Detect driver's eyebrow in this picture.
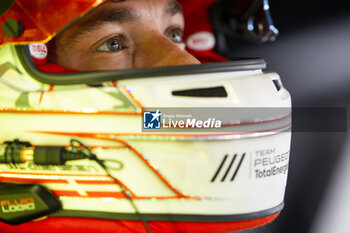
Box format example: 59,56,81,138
78,0,183,31
75,7,137,33
165,0,183,16
61,7,137,47
62,0,183,46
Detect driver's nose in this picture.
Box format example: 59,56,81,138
133,31,200,68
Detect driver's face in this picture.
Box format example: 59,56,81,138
49,0,200,71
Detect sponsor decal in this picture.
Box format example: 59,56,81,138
252,149,289,179
29,43,48,59
211,153,245,182
186,31,215,51
1,198,35,213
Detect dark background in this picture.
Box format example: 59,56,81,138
219,0,350,233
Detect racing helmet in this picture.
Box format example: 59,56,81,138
0,1,291,233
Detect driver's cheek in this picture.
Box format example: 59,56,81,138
132,32,200,68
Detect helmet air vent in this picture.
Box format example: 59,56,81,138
172,86,228,97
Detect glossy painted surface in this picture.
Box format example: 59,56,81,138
0,0,104,46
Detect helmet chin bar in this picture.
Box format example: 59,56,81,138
0,45,291,232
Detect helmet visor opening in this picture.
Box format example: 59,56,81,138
17,44,266,85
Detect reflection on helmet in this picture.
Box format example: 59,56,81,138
0,0,104,46
0,1,291,233
211,0,279,43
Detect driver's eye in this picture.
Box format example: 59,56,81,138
166,28,184,43
96,36,126,52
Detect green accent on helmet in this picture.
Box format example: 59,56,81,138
2,18,24,37
0,0,15,17
15,93,31,108
104,91,139,111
